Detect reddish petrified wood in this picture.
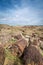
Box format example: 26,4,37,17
23,45,43,65
8,38,28,57
0,45,5,65
14,34,23,40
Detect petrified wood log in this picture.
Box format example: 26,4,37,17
0,45,5,65
23,45,43,65
14,34,23,40
8,38,28,57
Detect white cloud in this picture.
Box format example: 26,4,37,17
0,6,43,25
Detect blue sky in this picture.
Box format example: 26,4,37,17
0,0,43,25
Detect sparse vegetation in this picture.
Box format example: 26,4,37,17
0,24,43,65
4,48,23,65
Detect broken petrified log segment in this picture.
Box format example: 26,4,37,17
14,34,23,40
12,33,25,40
0,45,5,65
39,36,43,41
8,38,28,57
23,45,43,65
39,41,43,50
29,35,40,46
